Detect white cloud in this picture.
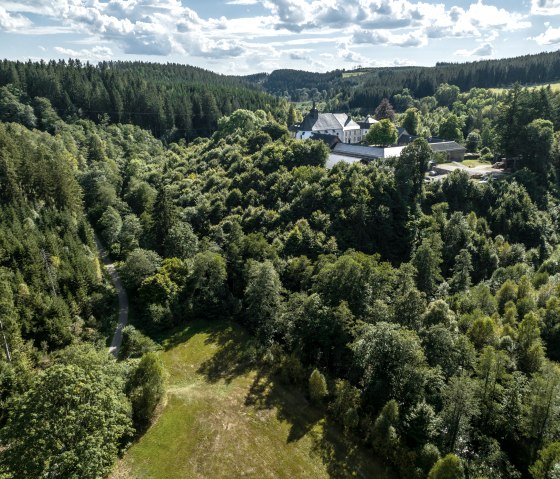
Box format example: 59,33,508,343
54,45,114,61
425,1,530,40
0,0,538,73
0,5,31,31
287,49,312,61
353,29,427,47
455,42,494,57
533,26,560,44
226,0,259,4
531,0,560,15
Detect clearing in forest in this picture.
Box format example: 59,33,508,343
110,320,395,479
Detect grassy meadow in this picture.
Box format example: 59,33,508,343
111,320,395,479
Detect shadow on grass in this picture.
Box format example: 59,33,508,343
195,324,395,479
243,371,392,479
195,322,256,384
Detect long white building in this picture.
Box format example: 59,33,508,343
290,104,376,144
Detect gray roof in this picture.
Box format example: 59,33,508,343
310,133,342,149
326,153,364,169
430,141,466,152
333,143,383,160
299,112,360,132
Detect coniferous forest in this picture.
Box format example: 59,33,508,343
2,53,560,479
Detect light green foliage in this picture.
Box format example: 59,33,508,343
466,130,481,152
329,379,361,432
164,222,198,259
524,363,560,455
402,107,421,135
308,368,328,403
428,454,465,479
439,114,465,142
371,400,400,464
398,139,433,197
530,442,560,479
188,251,227,317
525,118,554,173
366,118,398,146
128,352,166,430
0,85,36,128
0,360,132,479
99,205,122,247
403,400,439,448
244,260,282,342
517,312,545,373
217,109,266,136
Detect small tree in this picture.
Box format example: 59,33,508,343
428,454,465,479
366,119,398,146
402,107,421,135
466,130,481,152
309,368,328,403
439,114,464,142
530,441,560,479
127,352,166,430
374,98,396,122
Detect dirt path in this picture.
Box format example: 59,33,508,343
94,234,129,358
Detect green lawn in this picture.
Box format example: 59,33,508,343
461,159,492,168
111,320,395,479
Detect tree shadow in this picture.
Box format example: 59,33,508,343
195,323,256,384
194,322,395,479
245,370,323,443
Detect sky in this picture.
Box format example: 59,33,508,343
0,0,559,74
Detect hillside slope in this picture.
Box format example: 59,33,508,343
111,320,395,479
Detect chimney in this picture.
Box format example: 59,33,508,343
310,101,319,119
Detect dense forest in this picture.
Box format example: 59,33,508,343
0,59,285,140
247,50,560,112
1,54,560,479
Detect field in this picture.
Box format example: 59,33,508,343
489,81,560,94
341,71,370,78
111,320,395,479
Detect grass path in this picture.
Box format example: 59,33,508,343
111,321,395,479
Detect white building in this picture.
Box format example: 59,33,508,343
291,104,369,144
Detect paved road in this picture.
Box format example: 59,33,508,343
94,234,129,358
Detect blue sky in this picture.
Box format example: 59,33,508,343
0,0,559,74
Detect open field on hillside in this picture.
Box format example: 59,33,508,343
111,320,395,479
489,82,560,94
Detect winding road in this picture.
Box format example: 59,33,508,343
94,234,129,358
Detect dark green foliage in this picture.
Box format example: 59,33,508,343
120,325,160,359
0,60,283,139
120,248,162,290
3,65,560,479
374,98,396,122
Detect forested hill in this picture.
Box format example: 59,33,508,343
0,59,284,140
246,50,560,110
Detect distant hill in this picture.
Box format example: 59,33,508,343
244,50,560,111
0,59,283,139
